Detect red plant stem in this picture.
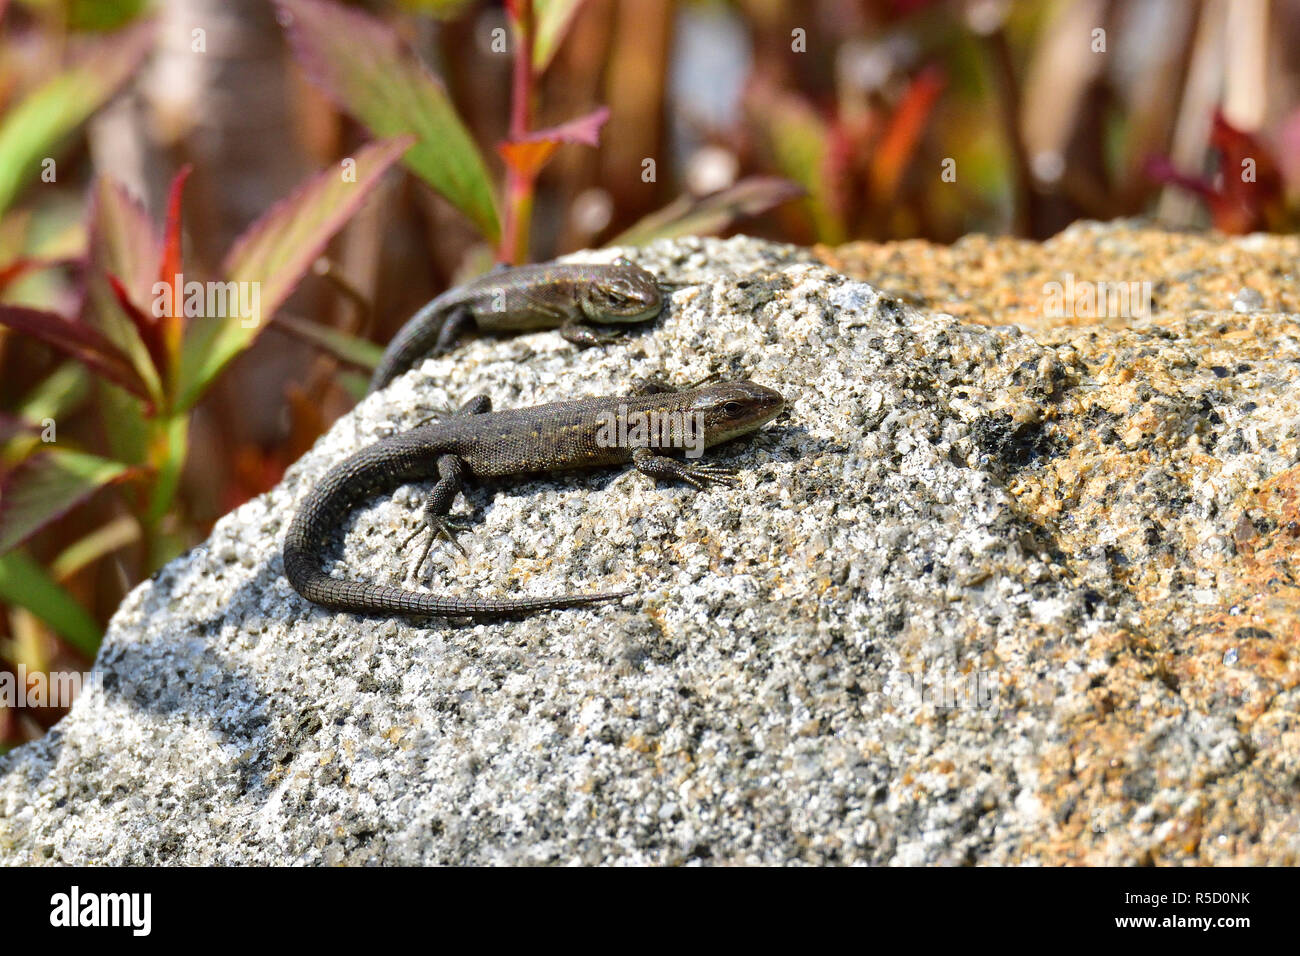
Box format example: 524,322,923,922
501,0,537,264
508,0,533,141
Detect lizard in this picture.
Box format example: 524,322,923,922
283,379,784,619
367,258,663,394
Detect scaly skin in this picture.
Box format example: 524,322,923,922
283,381,784,619
368,259,663,393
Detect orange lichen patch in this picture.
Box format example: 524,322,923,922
819,226,1300,331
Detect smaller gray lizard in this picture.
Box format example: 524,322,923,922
368,258,662,393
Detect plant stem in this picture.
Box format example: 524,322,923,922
501,0,537,264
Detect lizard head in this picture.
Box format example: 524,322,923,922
580,259,663,323
691,380,786,447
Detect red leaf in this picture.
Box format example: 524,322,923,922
158,164,192,357
1210,110,1285,230
871,65,946,199
0,257,81,294
86,176,162,312
82,176,165,401
107,273,167,382
0,305,149,400
504,0,527,25
518,105,610,147
0,258,37,293
0,450,138,555
1146,110,1287,234
498,105,609,180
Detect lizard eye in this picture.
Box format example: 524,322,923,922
722,401,744,418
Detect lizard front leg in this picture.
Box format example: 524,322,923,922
631,446,737,490
625,376,738,488
559,317,624,347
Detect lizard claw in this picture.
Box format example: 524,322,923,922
679,463,738,489
433,516,471,559
400,516,472,580
560,325,625,349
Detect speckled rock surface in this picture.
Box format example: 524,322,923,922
1,231,1297,865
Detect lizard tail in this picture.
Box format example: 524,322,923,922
367,295,451,393
284,547,630,618
281,419,632,619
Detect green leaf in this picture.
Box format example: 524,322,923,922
394,0,476,15
2,363,90,465
0,448,133,555
49,515,139,581
533,0,587,72
0,20,155,216
0,550,101,656
174,136,411,411
610,177,807,246
223,137,413,318
64,0,150,31
95,379,150,471
273,313,383,370
749,89,845,244
336,370,371,401
276,0,501,241
17,362,90,428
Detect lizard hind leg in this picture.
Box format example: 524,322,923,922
410,391,493,429
400,394,491,580
400,453,471,580
456,394,492,415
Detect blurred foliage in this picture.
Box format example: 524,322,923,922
0,0,1298,745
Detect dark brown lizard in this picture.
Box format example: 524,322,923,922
283,380,784,618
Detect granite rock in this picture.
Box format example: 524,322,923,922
1,230,1297,864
